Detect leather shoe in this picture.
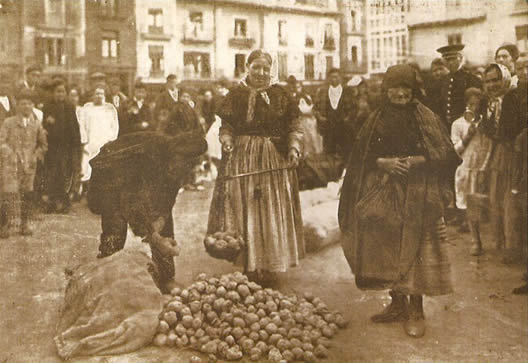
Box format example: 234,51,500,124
404,294,425,338
371,291,409,323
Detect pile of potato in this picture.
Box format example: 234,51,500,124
152,272,348,362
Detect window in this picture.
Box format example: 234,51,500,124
189,12,203,37
148,9,163,33
402,34,407,57
102,32,118,59
234,19,247,38
351,10,357,31
235,53,246,77
47,0,64,26
278,20,287,46
184,52,211,78
305,23,314,47
351,46,358,64
278,52,288,81
323,23,335,49
516,25,528,53
149,45,164,77
304,54,314,80
100,0,118,17
35,37,67,66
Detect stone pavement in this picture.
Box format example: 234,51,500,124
0,185,526,362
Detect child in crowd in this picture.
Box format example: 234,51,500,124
451,88,491,256
0,91,47,237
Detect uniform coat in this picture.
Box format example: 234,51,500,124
440,68,481,126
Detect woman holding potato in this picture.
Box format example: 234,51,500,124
207,50,304,284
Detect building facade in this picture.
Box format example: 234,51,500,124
408,0,528,70
339,0,367,76
85,0,137,94
0,0,87,85
135,0,341,84
365,0,410,75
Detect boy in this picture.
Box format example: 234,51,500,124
0,90,47,237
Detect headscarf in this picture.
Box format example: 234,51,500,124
485,63,511,125
241,50,274,123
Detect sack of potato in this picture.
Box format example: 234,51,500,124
203,232,245,262
152,272,348,362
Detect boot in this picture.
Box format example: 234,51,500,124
468,220,483,256
371,290,409,323
404,294,425,338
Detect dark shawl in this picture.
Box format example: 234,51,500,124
338,64,460,289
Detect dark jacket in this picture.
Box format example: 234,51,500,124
118,98,154,136
154,89,179,119
440,68,482,126
157,101,203,137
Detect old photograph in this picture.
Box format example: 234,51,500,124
0,0,527,362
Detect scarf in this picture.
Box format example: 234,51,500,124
240,78,271,123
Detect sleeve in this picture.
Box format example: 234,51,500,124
218,92,235,145
285,93,302,154
500,90,524,143
109,105,119,141
451,120,466,155
35,123,48,161
77,106,88,144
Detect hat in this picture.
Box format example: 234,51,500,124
287,75,297,85
90,72,106,80
347,75,363,87
436,44,465,59
495,43,520,61
25,65,42,74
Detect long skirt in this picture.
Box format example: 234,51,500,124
394,218,453,296
488,141,516,245
207,135,305,272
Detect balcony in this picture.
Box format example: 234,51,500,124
229,37,256,49
323,37,336,51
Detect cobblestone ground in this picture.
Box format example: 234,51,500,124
1,185,527,363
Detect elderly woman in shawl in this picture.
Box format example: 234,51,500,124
338,64,460,338
207,50,304,285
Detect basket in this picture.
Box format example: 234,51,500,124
203,231,245,262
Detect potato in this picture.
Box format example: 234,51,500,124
231,327,244,340
225,346,243,360
226,280,238,291
175,323,186,336
290,338,302,349
167,331,178,346
153,333,167,347
237,284,250,298
265,323,278,335
302,342,314,352
249,322,260,332
314,344,329,358
282,349,294,361
269,333,282,346
233,317,245,328
189,355,202,363
268,347,283,362
190,301,202,314
277,338,290,352
158,320,170,334
303,351,316,363
245,296,256,306
163,311,178,326
241,337,255,353
182,315,194,328
258,329,269,341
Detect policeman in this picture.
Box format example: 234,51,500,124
436,44,482,127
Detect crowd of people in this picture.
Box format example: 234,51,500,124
0,41,526,337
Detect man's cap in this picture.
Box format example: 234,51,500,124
166,74,177,82
25,65,42,74
90,72,106,80
287,75,297,85
436,44,465,58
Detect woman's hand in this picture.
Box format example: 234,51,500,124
288,148,300,167
376,157,410,176
222,140,234,154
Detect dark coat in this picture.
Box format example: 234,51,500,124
424,77,444,118
338,101,460,289
157,101,203,137
440,68,482,126
314,85,354,156
154,89,179,119
42,101,81,198
118,99,154,136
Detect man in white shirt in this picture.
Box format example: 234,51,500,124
77,88,119,193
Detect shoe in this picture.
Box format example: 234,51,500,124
512,284,528,295
371,290,409,323
404,295,425,338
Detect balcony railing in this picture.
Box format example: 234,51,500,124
229,37,256,49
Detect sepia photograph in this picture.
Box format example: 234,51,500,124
0,0,527,362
